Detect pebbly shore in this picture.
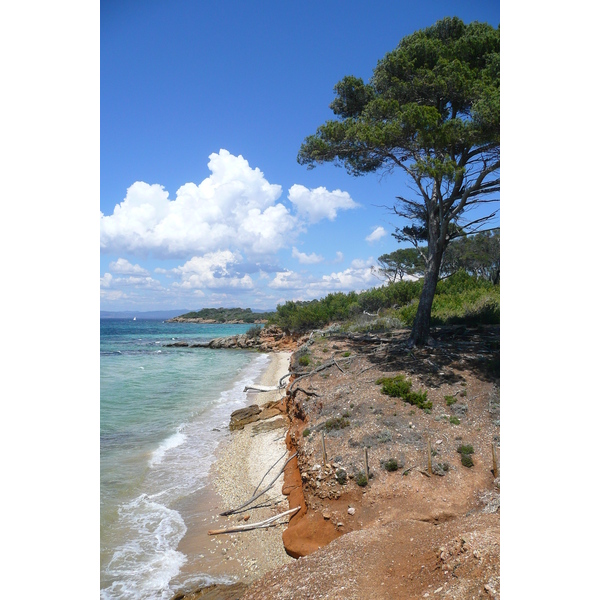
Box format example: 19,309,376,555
171,351,295,600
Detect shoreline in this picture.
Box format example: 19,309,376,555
172,351,294,598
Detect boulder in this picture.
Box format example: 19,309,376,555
229,405,261,430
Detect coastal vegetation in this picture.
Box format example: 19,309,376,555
176,307,275,323
376,374,432,410
270,270,498,332
298,17,500,346
372,230,499,284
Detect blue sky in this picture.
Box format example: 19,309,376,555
100,0,500,312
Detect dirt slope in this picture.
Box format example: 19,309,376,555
246,324,500,599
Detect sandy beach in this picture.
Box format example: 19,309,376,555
173,351,294,596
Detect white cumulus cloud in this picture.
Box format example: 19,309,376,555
292,246,324,265
288,184,359,224
268,270,306,290
109,258,150,276
100,273,113,288
172,250,254,290
100,150,296,258
365,226,386,242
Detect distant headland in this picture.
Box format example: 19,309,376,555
166,307,275,324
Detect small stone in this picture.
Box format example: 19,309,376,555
436,440,442,444
434,587,443,594
348,507,355,515
323,512,331,520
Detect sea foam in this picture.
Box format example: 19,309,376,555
149,429,187,468
101,495,187,600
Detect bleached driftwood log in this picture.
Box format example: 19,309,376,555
219,451,298,516
208,506,301,535
243,384,282,393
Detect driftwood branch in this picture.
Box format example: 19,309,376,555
289,357,351,394
332,358,345,373
219,452,298,516
294,387,321,398
243,384,282,393
208,506,301,536
279,372,292,388
252,450,287,497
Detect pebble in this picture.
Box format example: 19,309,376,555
348,507,355,515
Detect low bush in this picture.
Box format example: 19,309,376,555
461,454,474,468
298,355,310,367
324,417,350,431
383,459,399,472
445,395,458,406
376,375,432,410
457,444,474,467
270,271,498,331
335,468,348,485
246,324,263,338
355,472,368,487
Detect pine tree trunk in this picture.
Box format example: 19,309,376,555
409,249,443,347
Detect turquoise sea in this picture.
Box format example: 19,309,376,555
100,319,268,599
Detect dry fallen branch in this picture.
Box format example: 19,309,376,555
332,357,345,373
208,506,301,536
219,452,298,516
252,450,287,496
243,384,282,393
279,371,292,388
294,386,321,398
289,357,351,394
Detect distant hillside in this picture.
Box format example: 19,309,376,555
172,307,276,323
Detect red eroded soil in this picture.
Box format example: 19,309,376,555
246,325,500,599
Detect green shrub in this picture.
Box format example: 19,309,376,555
271,271,498,331
246,324,263,338
445,395,457,406
449,416,461,425
457,444,474,455
461,453,474,468
302,428,310,437
343,351,351,357
355,472,368,487
335,469,348,484
383,459,399,472
298,355,310,367
376,375,432,410
324,417,350,431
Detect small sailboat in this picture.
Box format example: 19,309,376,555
133,317,137,321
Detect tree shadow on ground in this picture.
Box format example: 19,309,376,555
331,324,500,388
